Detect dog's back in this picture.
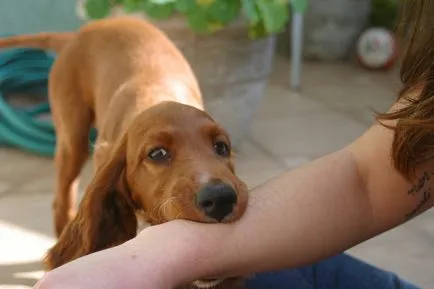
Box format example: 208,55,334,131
50,17,202,129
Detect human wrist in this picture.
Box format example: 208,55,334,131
102,240,172,289
128,220,229,287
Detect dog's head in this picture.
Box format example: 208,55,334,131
44,101,248,288
125,101,248,225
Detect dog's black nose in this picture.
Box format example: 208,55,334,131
196,181,237,222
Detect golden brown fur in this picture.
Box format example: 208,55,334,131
0,17,248,285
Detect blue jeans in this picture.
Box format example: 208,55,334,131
245,253,420,289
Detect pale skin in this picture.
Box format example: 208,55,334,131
35,102,434,289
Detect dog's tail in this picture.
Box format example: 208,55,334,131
0,32,76,53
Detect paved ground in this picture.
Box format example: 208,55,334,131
1,56,434,288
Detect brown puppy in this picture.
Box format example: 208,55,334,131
0,17,248,288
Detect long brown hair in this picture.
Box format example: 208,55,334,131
377,0,434,178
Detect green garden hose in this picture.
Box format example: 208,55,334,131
0,46,96,157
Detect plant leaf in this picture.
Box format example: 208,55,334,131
207,21,224,32
139,1,175,19
122,0,140,12
149,0,176,4
197,0,216,6
174,0,196,12
185,7,211,33
248,20,267,39
241,0,260,24
208,0,241,24
256,0,289,34
104,0,291,37
85,0,111,19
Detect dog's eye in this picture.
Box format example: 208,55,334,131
148,148,171,162
214,141,230,157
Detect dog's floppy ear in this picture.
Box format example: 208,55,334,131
44,133,138,270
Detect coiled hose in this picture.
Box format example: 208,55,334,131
0,46,96,157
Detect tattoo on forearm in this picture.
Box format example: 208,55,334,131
406,171,432,218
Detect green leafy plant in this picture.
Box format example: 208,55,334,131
84,0,307,39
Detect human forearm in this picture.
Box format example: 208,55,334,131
158,125,434,285
130,147,377,286
36,124,433,289
35,147,368,289
32,147,382,289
